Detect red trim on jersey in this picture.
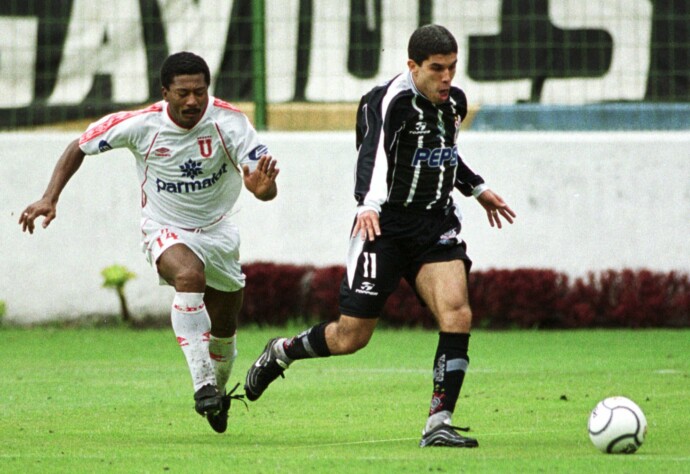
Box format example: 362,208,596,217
213,98,242,112
214,123,241,174
141,132,159,208
79,103,163,145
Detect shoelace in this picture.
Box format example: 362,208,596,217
227,382,249,410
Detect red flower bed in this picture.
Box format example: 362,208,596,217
303,265,345,322
238,263,690,328
561,270,690,328
469,269,570,329
240,262,313,326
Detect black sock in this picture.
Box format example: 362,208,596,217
428,332,470,416
282,322,331,360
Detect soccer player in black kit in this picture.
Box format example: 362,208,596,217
245,24,516,447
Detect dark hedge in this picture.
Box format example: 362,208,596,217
240,264,690,328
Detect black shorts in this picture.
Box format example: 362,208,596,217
338,205,472,318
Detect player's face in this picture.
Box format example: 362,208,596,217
162,73,209,129
408,53,457,104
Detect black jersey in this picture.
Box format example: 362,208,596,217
354,72,484,212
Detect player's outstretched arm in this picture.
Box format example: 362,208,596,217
476,189,516,229
19,138,86,234
242,154,278,201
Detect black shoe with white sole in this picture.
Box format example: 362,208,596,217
194,384,222,417
244,338,289,401
419,424,479,448
206,383,247,433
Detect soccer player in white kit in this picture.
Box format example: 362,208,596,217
19,52,278,434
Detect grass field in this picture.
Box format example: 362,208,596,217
0,327,688,473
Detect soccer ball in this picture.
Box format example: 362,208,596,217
588,396,647,454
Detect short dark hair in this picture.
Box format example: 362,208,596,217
408,24,458,65
160,52,211,89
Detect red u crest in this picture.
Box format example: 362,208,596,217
197,137,212,158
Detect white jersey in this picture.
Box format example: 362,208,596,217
79,97,267,229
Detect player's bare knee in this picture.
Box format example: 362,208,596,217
173,268,206,292
457,304,473,324
437,303,473,332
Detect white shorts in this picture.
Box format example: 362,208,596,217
141,216,246,292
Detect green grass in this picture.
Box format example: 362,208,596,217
0,327,688,473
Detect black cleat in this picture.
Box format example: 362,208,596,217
206,383,248,434
419,424,479,448
193,384,222,417
244,338,290,401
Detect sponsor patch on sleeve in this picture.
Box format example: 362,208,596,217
247,144,269,161
98,140,113,152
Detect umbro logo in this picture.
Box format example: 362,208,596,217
154,147,171,157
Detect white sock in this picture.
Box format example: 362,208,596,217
209,333,237,394
171,292,216,392
425,410,452,434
